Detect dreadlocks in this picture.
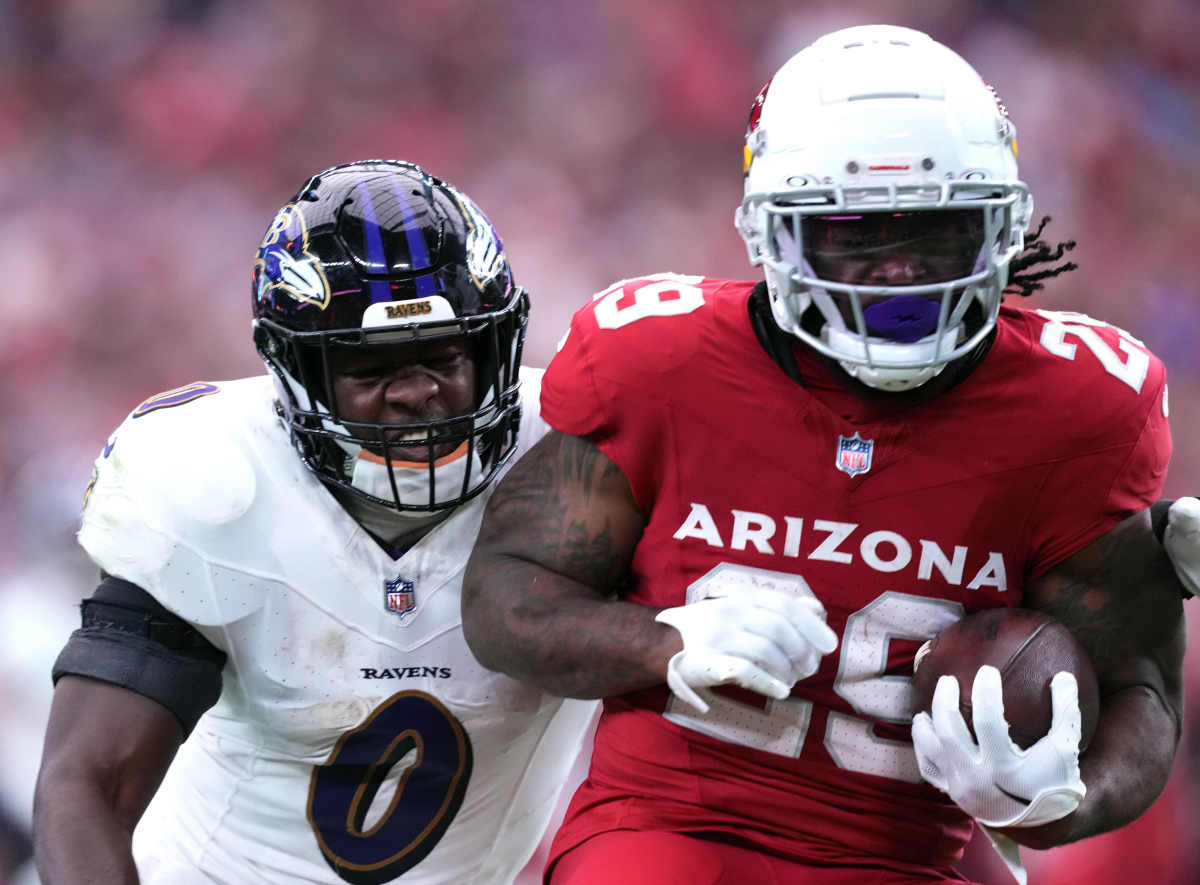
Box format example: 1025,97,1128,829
1005,215,1078,297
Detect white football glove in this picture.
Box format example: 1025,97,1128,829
1163,496,1200,598
911,666,1086,828
655,586,838,714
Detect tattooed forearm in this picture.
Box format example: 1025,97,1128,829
463,431,678,697
472,552,681,697
1026,509,1182,676
1010,507,1186,847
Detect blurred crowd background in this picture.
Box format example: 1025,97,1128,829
1,0,1198,882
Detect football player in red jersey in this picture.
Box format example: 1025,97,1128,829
462,25,1190,885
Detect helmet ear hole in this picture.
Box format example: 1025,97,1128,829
252,322,279,359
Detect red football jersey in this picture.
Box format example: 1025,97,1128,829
540,275,1170,876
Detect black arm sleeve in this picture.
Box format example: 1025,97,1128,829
51,575,228,736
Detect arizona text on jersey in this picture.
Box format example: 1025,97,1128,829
540,274,1169,877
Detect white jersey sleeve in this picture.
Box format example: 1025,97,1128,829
78,378,274,629
514,364,552,460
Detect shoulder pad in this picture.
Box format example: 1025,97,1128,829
565,273,712,356
1018,308,1168,441
542,275,745,441
1028,309,1164,393
79,379,270,625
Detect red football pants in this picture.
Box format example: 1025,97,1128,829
549,831,978,885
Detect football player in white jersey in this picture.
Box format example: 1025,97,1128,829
32,160,596,885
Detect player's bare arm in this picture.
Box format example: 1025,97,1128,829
1008,507,1186,849
463,429,679,697
34,677,183,885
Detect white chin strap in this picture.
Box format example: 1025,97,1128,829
823,323,962,392
348,441,485,516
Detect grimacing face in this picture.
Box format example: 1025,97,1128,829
327,336,478,463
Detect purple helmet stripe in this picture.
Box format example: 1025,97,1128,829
355,181,392,303
389,179,437,298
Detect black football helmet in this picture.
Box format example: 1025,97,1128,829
252,159,528,512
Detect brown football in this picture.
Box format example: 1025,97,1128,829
911,607,1100,751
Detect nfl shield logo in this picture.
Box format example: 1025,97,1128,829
384,576,416,617
836,433,874,477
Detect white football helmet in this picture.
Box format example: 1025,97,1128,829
736,25,1033,391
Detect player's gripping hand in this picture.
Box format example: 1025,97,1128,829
655,587,838,714
1163,496,1200,598
911,666,1086,828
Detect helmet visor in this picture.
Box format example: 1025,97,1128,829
800,209,986,285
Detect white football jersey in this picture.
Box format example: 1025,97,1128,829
78,369,597,885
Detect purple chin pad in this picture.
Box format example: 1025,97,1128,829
862,295,941,343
